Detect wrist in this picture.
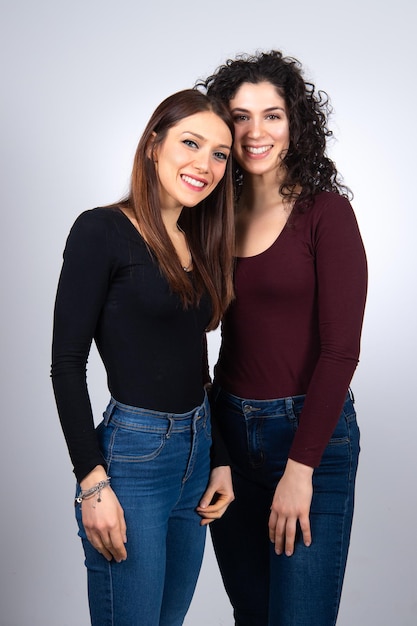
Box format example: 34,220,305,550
286,458,314,477
75,475,111,508
80,465,108,490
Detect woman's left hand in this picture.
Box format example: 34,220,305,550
268,458,313,556
196,465,234,526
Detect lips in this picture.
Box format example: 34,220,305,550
181,174,207,189
244,145,272,155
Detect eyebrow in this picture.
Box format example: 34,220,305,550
230,106,286,114
181,131,231,150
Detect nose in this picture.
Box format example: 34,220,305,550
194,152,209,174
247,117,263,139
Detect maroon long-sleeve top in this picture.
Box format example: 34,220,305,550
214,191,367,467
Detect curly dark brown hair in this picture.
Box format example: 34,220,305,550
196,50,351,209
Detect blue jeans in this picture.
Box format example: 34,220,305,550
210,387,360,626
75,394,211,626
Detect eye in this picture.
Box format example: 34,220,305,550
233,114,249,123
266,113,280,120
182,139,199,149
213,151,229,161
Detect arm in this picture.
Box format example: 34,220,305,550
51,211,111,480
203,331,232,468
197,335,234,523
268,195,367,555
51,210,127,560
289,194,367,465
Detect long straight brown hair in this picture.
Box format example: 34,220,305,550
116,89,235,330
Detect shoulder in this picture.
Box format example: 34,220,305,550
66,206,130,244
303,193,366,259
311,191,353,215
70,206,123,232
61,208,126,264
290,192,364,252
305,191,359,232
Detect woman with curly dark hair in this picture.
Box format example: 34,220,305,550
195,51,368,625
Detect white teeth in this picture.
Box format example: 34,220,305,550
182,175,205,188
245,146,271,154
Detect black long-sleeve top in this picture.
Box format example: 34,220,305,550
51,207,212,482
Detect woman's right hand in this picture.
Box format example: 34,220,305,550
80,466,127,562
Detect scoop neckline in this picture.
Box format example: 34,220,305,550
235,224,288,261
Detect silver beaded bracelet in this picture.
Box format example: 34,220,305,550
74,477,111,507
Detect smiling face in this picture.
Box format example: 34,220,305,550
153,111,232,211
229,81,290,180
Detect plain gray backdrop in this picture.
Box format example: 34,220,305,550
1,1,416,624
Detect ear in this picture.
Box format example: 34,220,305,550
146,131,158,162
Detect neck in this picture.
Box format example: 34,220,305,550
239,171,299,215
239,183,286,215
161,207,184,236
160,208,193,272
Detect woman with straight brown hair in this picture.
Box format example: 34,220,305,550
51,88,235,626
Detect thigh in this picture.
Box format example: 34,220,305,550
77,434,173,625
160,421,211,625
78,411,202,626
211,468,271,626
211,389,293,626
268,512,348,626
161,518,207,626
76,515,167,626
268,402,360,626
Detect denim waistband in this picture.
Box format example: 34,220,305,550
103,393,210,430
213,385,353,418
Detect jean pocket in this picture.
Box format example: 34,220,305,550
327,421,350,447
104,424,167,463
327,401,358,447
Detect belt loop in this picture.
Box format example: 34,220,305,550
166,417,174,439
285,397,293,416
348,387,355,403
103,397,117,425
